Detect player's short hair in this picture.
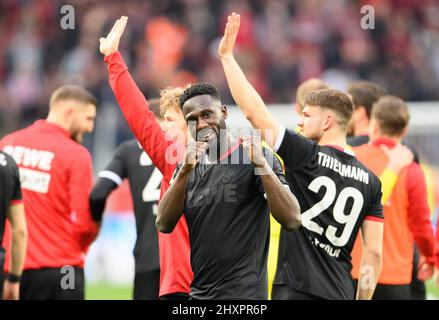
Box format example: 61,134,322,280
296,78,330,111
50,85,97,108
159,86,186,116
148,98,163,120
347,81,387,119
304,89,353,128
179,82,221,109
371,95,409,137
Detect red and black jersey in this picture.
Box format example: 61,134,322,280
105,51,192,296
0,151,22,247
273,128,383,300
0,120,97,270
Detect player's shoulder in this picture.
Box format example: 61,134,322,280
0,150,18,169
119,138,138,149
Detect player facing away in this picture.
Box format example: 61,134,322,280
0,85,98,300
89,98,165,300
219,12,384,300
0,152,27,300
351,96,435,299
156,83,302,300
99,16,193,299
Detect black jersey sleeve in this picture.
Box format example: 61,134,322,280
89,143,129,222
365,177,384,220
10,155,22,202
256,147,289,194
275,128,317,170
100,143,129,183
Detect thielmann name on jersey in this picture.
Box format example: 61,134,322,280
317,152,369,184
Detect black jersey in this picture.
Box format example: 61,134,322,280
176,142,288,300
98,140,161,274
273,129,383,300
0,151,22,246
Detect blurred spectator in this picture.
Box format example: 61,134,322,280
1,0,439,140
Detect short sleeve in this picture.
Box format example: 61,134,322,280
11,159,22,201
275,127,317,170
98,143,128,186
364,177,384,221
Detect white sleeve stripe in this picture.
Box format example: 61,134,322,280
98,170,123,186
274,126,286,152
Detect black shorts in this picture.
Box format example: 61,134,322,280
20,267,84,300
133,270,160,300
272,285,325,300
372,283,411,300
160,292,190,300
410,244,426,300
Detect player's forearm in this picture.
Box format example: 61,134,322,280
220,55,277,145
89,178,117,222
259,162,301,231
156,169,189,233
356,249,382,300
105,52,168,172
9,223,27,276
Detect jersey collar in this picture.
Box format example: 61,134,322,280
369,137,397,148
323,144,355,156
35,120,71,138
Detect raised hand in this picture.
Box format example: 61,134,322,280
240,135,266,168
218,12,240,58
381,143,414,173
99,16,128,57
181,141,208,173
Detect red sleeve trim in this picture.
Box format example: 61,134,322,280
364,216,384,222
10,199,23,205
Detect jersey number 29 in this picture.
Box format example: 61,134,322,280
301,176,364,247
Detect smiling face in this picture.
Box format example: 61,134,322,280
182,94,227,146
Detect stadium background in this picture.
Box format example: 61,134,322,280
0,0,438,299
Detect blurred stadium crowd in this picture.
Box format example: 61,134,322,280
1,0,439,141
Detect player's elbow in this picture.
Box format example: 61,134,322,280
155,212,175,234
283,213,302,232
364,245,382,263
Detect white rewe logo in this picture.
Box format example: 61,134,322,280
3,145,55,171
3,145,55,194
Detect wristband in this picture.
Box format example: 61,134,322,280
7,273,21,283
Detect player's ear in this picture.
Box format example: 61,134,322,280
322,112,333,131
400,126,409,140
221,105,228,120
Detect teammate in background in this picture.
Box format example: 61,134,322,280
0,152,27,300
219,12,383,300
0,85,98,300
89,98,164,300
346,80,429,300
157,83,301,299
347,81,387,143
352,96,435,299
267,78,329,299
295,79,330,116
99,16,192,300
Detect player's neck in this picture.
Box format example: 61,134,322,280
207,133,236,163
354,121,369,137
318,131,347,149
46,114,71,135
